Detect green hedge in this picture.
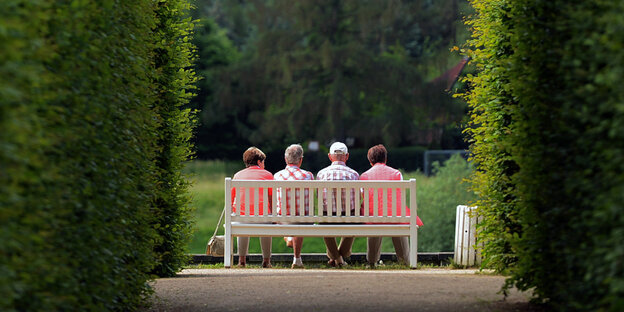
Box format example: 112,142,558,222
150,0,198,278
0,0,196,310
465,0,624,310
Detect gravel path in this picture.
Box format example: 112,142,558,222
147,268,541,312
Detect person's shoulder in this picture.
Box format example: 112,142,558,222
388,166,402,178
232,168,247,179
260,169,273,179
361,166,374,175
273,169,287,180
317,166,333,180
301,168,314,179
346,166,359,176
360,169,370,180
317,165,331,175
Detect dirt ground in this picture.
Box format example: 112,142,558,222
147,268,543,312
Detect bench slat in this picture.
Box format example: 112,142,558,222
231,216,413,223
231,223,411,237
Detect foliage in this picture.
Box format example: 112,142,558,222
190,0,471,158
0,0,197,310
188,16,242,159
414,154,476,252
462,0,519,275
464,0,624,310
151,0,199,278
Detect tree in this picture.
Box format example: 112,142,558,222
189,16,243,159
193,0,470,153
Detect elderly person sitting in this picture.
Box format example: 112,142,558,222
231,147,274,268
274,144,314,268
317,142,359,267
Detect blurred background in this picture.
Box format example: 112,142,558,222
184,0,476,255
189,0,472,168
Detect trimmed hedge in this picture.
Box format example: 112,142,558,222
465,0,624,310
0,0,196,310
151,0,198,278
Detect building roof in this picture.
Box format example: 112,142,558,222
431,57,470,90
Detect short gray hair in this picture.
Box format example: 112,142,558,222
284,144,304,165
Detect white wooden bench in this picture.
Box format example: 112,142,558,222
224,178,420,268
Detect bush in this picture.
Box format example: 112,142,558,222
0,0,197,310
465,0,624,310
414,154,475,252
150,0,198,278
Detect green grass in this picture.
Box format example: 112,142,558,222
185,157,475,254
186,261,417,270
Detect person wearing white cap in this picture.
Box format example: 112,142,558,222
317,141,359,267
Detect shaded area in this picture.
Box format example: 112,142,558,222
190,252,454,266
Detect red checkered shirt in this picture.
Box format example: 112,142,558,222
317,161,360,214
274,164,314,216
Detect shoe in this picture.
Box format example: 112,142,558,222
262,261,272,268
237,262,246,268
366,262,376,269
284,237,293,248
327,259,336,267
337,261,348,268
291,263,304,269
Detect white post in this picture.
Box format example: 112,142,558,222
454,205,481,266
224,178,232,268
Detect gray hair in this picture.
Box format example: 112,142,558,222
284,144,304,165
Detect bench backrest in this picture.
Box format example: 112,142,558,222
225,178,418,224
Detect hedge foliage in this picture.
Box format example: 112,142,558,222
465,0,624,310
0,0,196,310
151,0,198,278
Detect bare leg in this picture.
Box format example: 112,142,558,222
338,237,355,258
391,236,409,264
367,237,383,264
293,237,304,258
237,237,249,266
324,237,340,261
260,237,272,268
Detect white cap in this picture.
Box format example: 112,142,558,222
329,142,348,154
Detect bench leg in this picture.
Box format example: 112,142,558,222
224,227,232,268
410,228,418,269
